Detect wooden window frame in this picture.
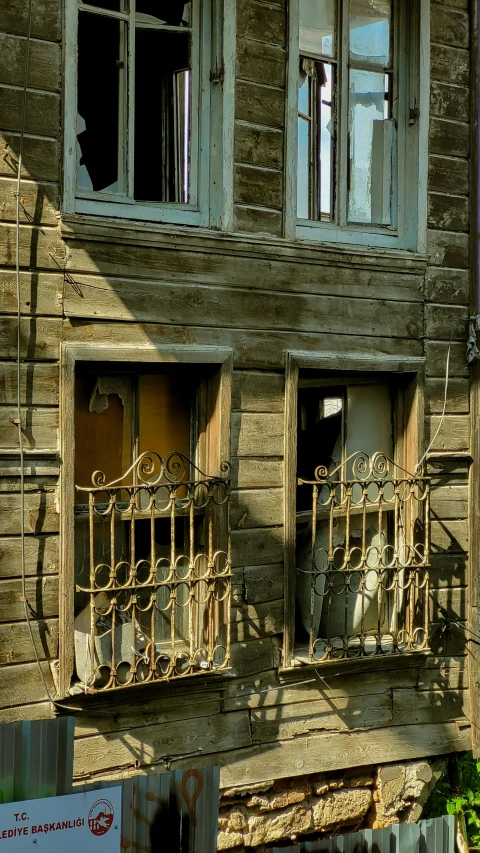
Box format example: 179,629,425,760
285,0,430,251
59,342,233,698
283,350,426,670
63,0,236,230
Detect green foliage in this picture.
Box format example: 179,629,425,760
424,752,480,846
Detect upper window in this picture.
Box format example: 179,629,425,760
294,0,426,250
64,0,215,225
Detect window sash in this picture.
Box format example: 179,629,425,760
74,0,200,208
298,0,398,230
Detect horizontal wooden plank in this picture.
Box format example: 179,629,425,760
425,304,469,340
0,362,59,405
231,526,283,567
428,192,469,233
230,637,280,676
430,82,470,122
207,722,471,788
430,44,469,86
64,276,422,339
431,519,468,552
76,689,223,739
0,534,58,578
231,598,283,642
431,586,466,622
0,406,58,449
430,552,467,588
236,80,285,128
0,660,55,709
0,617,58,663
232,457,283,489
224,657,465,712
0,223,64,271
0,0,61,41
430,118,470,158
63,320,424,369
232,488,283,529
429,155,469,196
232,412,284,456
0,269,63,316
0,491,58,535
431,483,468,518
425,341,469,378
73,710,252,778
425,378,469,414
237,39,286,88
235,163,283,210
0,85,60,137
0,132,60,183
0,701,54,724
0,177,59,227
425,267,470,306
0,575,58,623
244,563,283,603
64,240,425,303
0,317,61,360
251,692,393,743
392,688,469,726
0,33,61,92
234,204,283,236
235,121,284,170
430,6,469,48
232,370,284,412
427,233,470,273
237,0,286,45
426,415,470,452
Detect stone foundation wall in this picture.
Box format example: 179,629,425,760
218,759,445,850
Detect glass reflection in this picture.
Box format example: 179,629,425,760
349,0,391,68
299,0,336,57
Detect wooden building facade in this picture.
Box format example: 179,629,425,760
0,0,477,847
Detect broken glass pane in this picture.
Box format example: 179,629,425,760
299,0,336,57
134,30,191,202
349,0,391,68
317,63,333,220
347,69,392,224
136,0,191,25
77,12,125,194
297,112,310,220
297,62,334,221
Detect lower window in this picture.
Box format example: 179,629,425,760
294,373,430,664
72,362,231,693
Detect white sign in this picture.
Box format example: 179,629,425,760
0,787,122,851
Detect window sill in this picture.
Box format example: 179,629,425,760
278,648,432,682
60,213,428,274
296,220,416,252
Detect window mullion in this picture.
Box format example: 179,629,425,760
337,0,349,227
127,0,135,199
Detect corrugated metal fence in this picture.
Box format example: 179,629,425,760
0,717,74,803
266,815,455,853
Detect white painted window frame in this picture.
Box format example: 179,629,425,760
285,0,430,252
63,0,236,229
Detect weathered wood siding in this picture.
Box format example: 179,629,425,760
0,0,474,791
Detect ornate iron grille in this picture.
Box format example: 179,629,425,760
74,451,231,693
296,452,430,663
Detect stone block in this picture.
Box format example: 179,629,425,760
313,788,373,831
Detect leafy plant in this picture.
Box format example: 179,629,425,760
424,752,480,846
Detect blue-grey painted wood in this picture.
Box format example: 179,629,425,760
0,717,75,803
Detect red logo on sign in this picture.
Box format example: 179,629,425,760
88,798,114,837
